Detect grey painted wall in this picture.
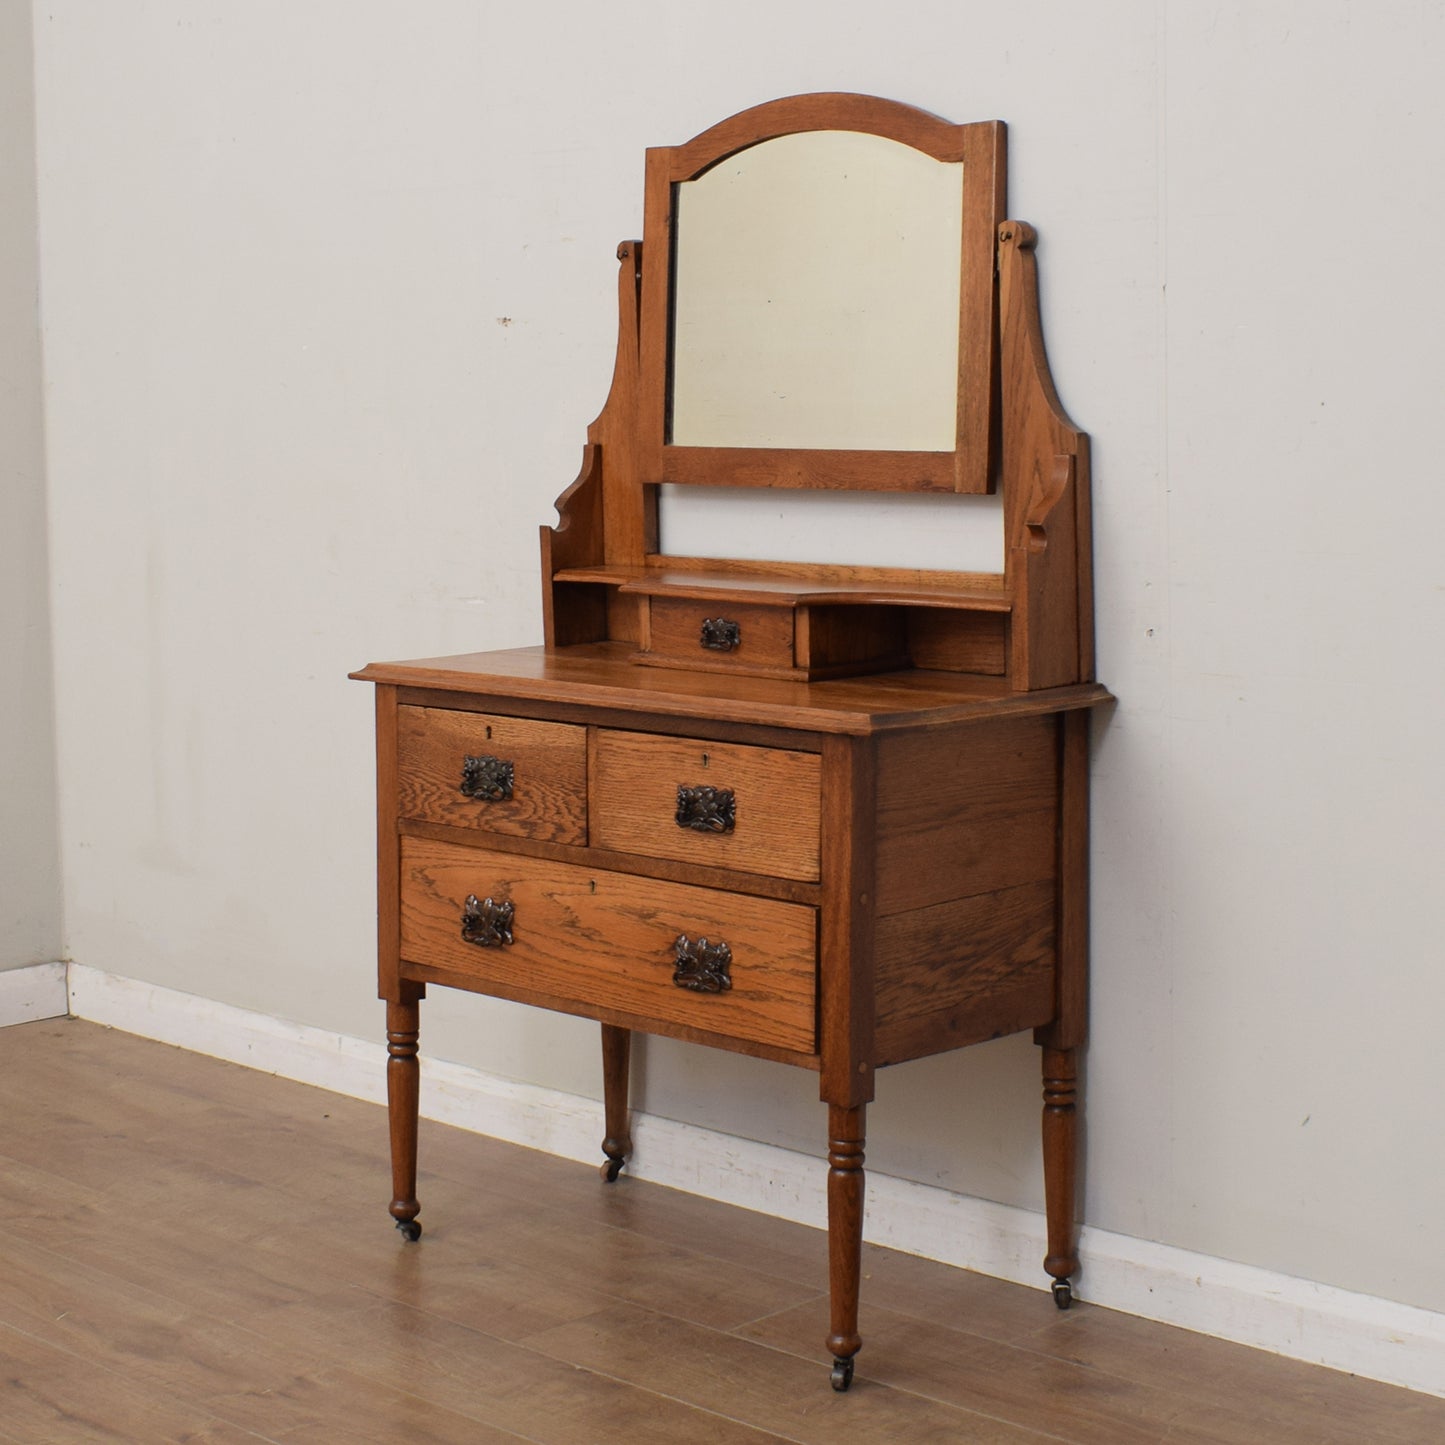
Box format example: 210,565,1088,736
28,0,1445,1314
0,0,61,971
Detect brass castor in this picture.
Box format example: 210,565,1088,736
830,1355,855,1392
600,1157,625,1182
1051,1278,1072,1309
395,1218,422,1242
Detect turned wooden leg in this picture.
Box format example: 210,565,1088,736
599,1023,632,1182
1041,1045,1079,1306
386,998,422,1241
826,1102,866,1390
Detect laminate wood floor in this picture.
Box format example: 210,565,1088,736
0,1018,1439,1443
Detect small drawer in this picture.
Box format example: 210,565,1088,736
639,597,795,677
399,838,817,1053
590,729,821,881
397,707,586,844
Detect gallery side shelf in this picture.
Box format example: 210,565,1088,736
551,564,1014,612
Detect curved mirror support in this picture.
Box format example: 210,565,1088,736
668,131,964,451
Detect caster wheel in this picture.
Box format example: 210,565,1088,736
830,1356,855,1392
395,1219,422,1242
1051,1279,1072,1310
600,1158,624,1182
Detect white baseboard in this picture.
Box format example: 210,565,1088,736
66,962,1445,1399
0,961,69,1026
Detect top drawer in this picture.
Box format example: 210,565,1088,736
590,728,820,881
397,707,586,844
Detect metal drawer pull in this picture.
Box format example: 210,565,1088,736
676,784,736,833
460,754,513,801
672,934,732,993
461,894,514,947
700,617,741,651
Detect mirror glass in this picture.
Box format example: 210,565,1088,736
668,131,964,451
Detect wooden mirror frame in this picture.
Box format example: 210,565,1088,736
543,93,1092,695
637,93,1006,495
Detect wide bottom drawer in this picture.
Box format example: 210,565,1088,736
399,838,818,1052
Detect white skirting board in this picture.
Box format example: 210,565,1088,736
0,961,69,1026
64,962,1445,1399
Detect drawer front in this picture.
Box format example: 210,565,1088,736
397,707,586,844
643,597,795,675
590,729,821,881
400,838,817,1052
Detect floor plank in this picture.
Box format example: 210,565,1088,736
0,1016,1441,1444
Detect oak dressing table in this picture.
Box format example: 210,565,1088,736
353,93,1108,1391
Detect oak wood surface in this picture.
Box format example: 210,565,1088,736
554,561,1013,608
403,958,821,1070
374,684,405,1002
400,816,821,905
397,705,587,845
590,727,822,882
640,595,796,676
4,1021,1440,1443
354,644,1111,736
875,712,1059,915
636,96,1004,498
1038,705,1091,1051
905,605,1008,673
399,836,818,1052
872,877,1056,1065
393,682,825,753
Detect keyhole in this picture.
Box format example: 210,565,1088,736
589,879,597,894
485,725,492,740
701,752,709,768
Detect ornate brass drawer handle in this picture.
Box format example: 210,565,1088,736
673,934,732,993
700,618,741,651
461,894,514,947
676,784,736,833
460,754,514,801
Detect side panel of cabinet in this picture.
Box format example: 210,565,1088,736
871,714,1060,1064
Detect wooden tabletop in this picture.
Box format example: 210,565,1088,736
351,643,1112,736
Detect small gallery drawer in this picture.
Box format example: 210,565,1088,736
399,838,817,1053
639,597,795,677
590,729,821,881
397,707,586,844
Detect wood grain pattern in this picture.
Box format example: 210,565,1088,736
1041,1046,1080,1286
400,837,817,1052
661,445,961,493
557,559,1012,605
1037,706,1090,1051
817,734,876,1109
638,596,796,677
998,220,1091,690
796,605,907,677
374,684,405,1002
354,645,1111,736
394,683,824,753
875,713,1059,915
590,727,821,882
905,605,1008,673
397,706,586,845
873,879,1056,1064
7,1021,1439,1443
637,96,1004,497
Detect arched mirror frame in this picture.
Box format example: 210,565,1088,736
542,93,1092,695
636,94,1006,496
